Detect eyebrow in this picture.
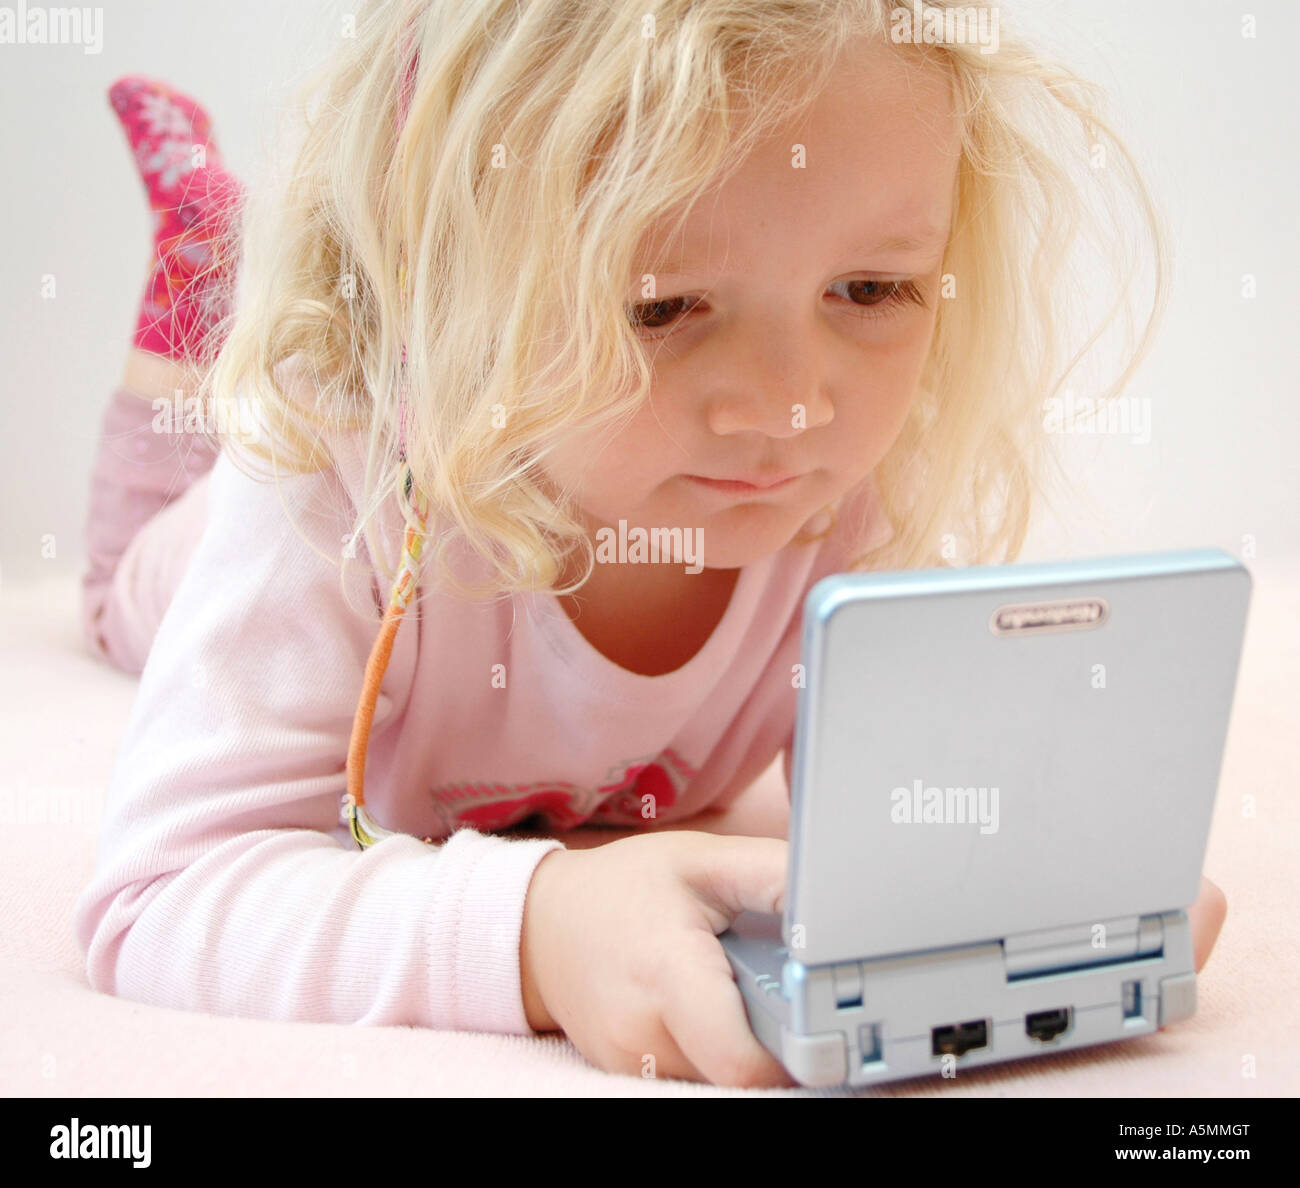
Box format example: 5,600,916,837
853,229,949,254
642,228,949,275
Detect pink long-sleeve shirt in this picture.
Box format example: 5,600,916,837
73,393,894,1036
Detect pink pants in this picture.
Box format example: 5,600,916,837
81,387,218,676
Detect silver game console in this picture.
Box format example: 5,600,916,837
720,548,1251,1088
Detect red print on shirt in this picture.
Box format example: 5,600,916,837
431,747,697,833
591,748,693,821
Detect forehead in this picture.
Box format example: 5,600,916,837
638,39,962,274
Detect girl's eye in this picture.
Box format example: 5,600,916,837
627,296,702,332
626,279,927,334
828,278,928,318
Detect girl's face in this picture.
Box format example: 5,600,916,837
539,39,962,570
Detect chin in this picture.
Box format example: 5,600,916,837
686,507,828,569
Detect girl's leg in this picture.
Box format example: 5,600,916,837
82,76,244,673
81,353,219,674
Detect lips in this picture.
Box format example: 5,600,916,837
686,473,801,493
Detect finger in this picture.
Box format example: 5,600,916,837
680,835,788,932
1190,875,1227,972
609,1016,708,1085
582,977,708,1083
659,932,797,1089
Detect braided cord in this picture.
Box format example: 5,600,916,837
342,437,431,849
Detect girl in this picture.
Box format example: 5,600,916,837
74,0,1227,1089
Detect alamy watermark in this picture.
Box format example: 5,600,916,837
0,784,104,825
890,778,1000,834
890,1,1000,55
1042,390,1152,445
50,1118,150,1168
594,519,704,574
152,390,259,443
0,2,103,53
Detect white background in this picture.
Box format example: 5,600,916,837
0,0,1296,586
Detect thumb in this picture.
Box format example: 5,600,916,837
682,835,788,931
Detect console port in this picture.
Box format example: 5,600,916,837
1025,1007,1071,1042
859,1023,883,1066
931,1019,988,1058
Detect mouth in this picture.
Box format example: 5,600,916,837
685,473,802,495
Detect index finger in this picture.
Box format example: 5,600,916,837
679,834,788,933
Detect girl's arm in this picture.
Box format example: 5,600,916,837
73,444,563,1034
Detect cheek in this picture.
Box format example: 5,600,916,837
542,409,667,502
865,305,938,381
837,331,930,439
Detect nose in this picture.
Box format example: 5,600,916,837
702,318,835,438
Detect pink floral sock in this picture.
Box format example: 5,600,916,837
108,75,246,362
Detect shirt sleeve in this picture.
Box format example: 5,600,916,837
72,444,564,1035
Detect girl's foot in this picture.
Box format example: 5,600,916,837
108,75,246,363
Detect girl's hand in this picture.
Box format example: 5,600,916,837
519,833,1226,1083
519,831,797,1088
1188,875,1228,973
